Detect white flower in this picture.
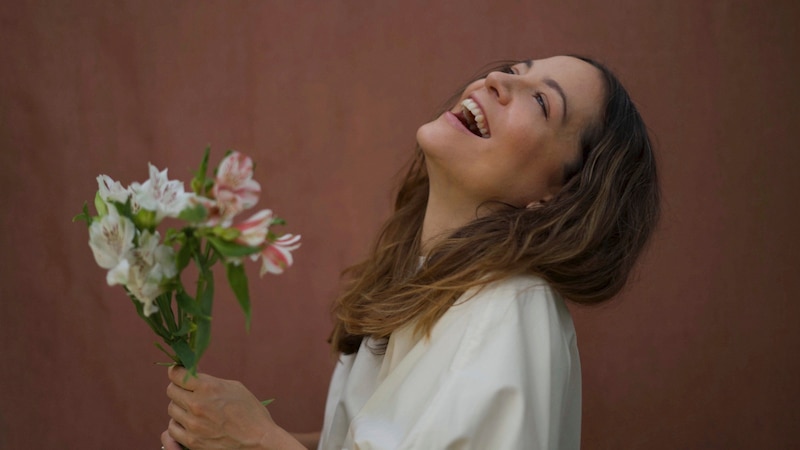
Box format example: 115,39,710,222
106,258,130,287
124,230,177,316
97,175,131,204
126,262,164,317
136,230,177,279
89,207,136,283
130,163,193,223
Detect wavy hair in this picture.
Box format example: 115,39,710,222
331,56,660,354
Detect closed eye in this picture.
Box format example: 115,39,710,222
500,64,517,75
534,93,548,119
498,64,547,118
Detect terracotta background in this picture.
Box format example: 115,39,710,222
1,1,798,448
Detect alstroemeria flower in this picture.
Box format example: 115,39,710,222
97,175,131,205
130,163,194,223
126,262,164,317
124,230,177,316
212,152,261,224
253,233,301,276
136,230,178,280
233,209,273,247
89,207,136,285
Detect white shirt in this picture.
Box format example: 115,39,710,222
318,275,582,450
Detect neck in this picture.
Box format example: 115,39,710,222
420,183,480,254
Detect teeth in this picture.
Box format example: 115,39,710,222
461,98,490,137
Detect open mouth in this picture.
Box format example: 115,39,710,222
454,98,490,138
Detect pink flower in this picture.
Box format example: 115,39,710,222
253,233,301,276
212,152,261,224
233,209,273,247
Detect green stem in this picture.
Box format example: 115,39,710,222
146,312,171,341
158,293,178,334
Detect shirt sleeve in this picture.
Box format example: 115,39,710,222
349,276,582,450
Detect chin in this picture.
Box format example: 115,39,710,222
416,114,448,157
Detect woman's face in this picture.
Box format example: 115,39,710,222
417,56,605,208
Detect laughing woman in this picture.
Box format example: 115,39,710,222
162,55,659,450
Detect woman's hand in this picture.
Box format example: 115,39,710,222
160,428,183,450
164,365,303,450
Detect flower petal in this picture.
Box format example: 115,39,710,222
96,175,130,204
258,233,301,276
233,209,273,247
212,152,261,222
89,207,136,270
106,258,130,286
130,164,193,223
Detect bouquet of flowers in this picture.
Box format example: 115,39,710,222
74,148,300,377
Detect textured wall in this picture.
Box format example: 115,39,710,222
1,1,798,448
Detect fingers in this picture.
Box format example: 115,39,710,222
161,428,183,450
167,418,192,449
166,381,192,410
167,365,198,391
167,400,191,426
164,366,204,449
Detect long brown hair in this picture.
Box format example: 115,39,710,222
331,56,660,354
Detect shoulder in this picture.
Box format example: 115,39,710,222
451,275,572,332
392,275,581,449
427,274,576,370
465,274,559,303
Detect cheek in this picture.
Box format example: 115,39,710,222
499,136,566,199
503,110,569,173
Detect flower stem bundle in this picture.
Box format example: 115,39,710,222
75,147,300,377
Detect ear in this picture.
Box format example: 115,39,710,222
525,193,554,209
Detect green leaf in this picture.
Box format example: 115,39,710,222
155,342,180,363
198,269,214,313
226,263,252,331
172,320,193,337
192,271,214,362
191,146,211,195
111,199,135,221
157,293,178,334
178,203,208,223
164,227,182,244
175,289,207,317
175,238,194,273
170,339,197,375
128,291,171,340
193,316,211,364
260,399,275,407
271,216,286,226
206,236,261,258
73,202,93,227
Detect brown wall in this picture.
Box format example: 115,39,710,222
1,1,798,448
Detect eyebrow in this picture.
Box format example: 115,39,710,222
524,60,569,123
545,78,568,123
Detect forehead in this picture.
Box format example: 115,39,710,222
526,56,603,89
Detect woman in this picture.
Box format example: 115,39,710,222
162,55,660,450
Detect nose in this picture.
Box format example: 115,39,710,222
484,71,512,105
